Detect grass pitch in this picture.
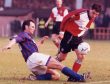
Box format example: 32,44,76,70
0,38,110,84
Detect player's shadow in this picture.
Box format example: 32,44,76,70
0,77,68,82
0,77,28,81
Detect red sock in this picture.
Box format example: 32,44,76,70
72,60,82,73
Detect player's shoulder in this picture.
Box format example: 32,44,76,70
18,32,25,36
70,8,88,14
52,7,57,10
17,32,29,38
52,7,57,13
64,8,88,18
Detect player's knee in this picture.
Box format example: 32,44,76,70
60,57,65,61
47,57,64,70
56,62,65,70
77,54,85,61
52,72,60,80
75,53,85,62
76,57,84,63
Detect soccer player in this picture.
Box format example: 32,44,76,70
56,3,102,78
45,0,68,47
2,20,90,82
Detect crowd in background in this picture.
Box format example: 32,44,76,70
0,0,110,39
0,0,74,10
0,0,110,28
95,8,110,28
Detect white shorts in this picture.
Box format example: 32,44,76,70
26,52,51,75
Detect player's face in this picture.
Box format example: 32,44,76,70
27,22,35,34
56,0,62,8
89,9,99,18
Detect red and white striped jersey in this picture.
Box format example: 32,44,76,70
61,9,95,37
50,6,68,22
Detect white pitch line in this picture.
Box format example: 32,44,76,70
80,80,110,84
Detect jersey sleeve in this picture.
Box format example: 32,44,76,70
64,9,69,16
50,12,55,19
14,33,25,43
60,9,88,31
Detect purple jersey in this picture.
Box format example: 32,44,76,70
15,32,38,62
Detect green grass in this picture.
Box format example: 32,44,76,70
0,38,110,84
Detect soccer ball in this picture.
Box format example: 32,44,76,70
78,42,90,55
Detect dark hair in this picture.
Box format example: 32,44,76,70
22,19,35,31
91,3,102,13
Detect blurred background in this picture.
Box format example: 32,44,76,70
0,0,110,40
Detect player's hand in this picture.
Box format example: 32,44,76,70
2,46,11,51
59,31,64,35
41,36,49,44
37,36,49,47
43,36,49,39
45,23,48,28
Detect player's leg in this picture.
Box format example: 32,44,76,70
72,49,85,72
69,36,84,73
26,52,54,80
51,22,61,48
56,31,72,61
27,52,88,82
47,57,86,82
56,52,68,62
59,31,64,40
46,69,60,80
51,34,61,48
52,31,64,50
29,69,60,80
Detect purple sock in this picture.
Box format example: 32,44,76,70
36,73,52,80
61,67,84,81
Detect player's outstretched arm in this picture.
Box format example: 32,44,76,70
45,17,53,28
2,39,16,51
36,36,49,47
